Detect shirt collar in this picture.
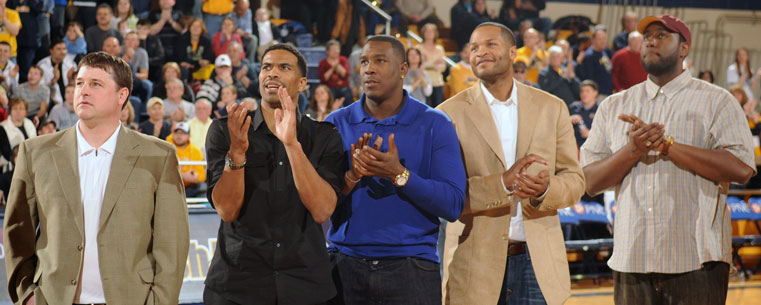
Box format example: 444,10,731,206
252,105,303,131
480,79,518,106
645,69,692,101
76,121,121,157
348,90,418,125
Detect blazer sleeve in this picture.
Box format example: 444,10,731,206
149,146,190,303
3,141,39,304
536,101,586,211
463,172,516,215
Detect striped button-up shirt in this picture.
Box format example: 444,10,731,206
580,70,756,273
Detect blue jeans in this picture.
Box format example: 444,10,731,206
497,247,547,305
329,252,441,305
204,12,233,40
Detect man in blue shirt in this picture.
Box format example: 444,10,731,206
576,27,614,96
325,35,466,304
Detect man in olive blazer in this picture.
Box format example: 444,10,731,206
4,52,189,305
437,23,585,305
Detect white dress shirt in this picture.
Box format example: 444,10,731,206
74,122,121,303
480,80,525,241
257,21,275,46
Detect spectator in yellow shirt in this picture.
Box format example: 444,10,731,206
515,28,547,84
446,43,477,96
171,121,207,197
0,1,21,58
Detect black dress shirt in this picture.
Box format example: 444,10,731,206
204,109,344,304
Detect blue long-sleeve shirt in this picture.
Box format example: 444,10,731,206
65,37,87,55
325,91,466,263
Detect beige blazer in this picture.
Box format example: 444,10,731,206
3,127,190,305
437,81,585,305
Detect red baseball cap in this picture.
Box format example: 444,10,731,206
637,15,692,45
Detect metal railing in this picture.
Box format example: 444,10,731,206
360,0,391,35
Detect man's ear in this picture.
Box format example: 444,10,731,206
118,87,129,109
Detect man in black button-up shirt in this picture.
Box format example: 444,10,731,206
203,44,345,305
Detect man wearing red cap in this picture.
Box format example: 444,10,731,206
581,15,756,304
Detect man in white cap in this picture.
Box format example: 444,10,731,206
197,54,249,104
171,121,207,197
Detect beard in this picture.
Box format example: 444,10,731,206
642,51,680,76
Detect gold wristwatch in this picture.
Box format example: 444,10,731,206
225,152,246,170
393,168,410,187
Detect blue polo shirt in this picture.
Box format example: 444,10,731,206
325,91,466,263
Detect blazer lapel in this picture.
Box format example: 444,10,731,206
52,128,84,236
99,127,141,230
465,82,507,168
515,82,538,158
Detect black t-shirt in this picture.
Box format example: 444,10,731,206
204,108,345,304
569,101,598,148
137,119,171,140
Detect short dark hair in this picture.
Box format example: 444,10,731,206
66,21,82,31
50,37,65,49
79,52,133,109
261,43,307,77
0,41,10,49
8,97,29,114
475,22,516,47
365,35,406,64
137,18,152,27
581,79,598,91
97,3,112,12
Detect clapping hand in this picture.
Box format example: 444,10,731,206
227,103,252,159
502,154,549,199
354,134,405,181
619,114,665,154
274,87,298,146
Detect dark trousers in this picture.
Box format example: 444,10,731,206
497,248,547,305
614,261,729,305
204,287,326,305
328,252,441,305
428,86,444,107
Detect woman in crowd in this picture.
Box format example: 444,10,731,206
175,18,214,82
403,47,432,103
0,98,37,168
306,84,343,122
698,70,714,83
417,23,447,107
120,101,139,130
318,40,353,107
212,17,246,58
727,47,761,101
154,62,196,103
112,0,138,35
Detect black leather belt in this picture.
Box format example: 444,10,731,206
508,242,527,256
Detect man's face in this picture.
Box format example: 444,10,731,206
629,34,643,53
469,26,515,82
460,44,471,64
148,103,164,120
592,30,607,51
50,42,67,62
0,45,10,62
580,85,598,104
96,7,112,26
124,33,139,49
523,29,538,48
10,103,26,122
27,68,42,85
641,23,685,76
326,44,340,59
74,66,128,122
195,100,212,120
102,38,121,56
228,44,243,63
255,8,268,22
173,130,189,146
166,80,184,100
359,41,406,103
39,123,56,135
137,24,150,38
549,51,563,68
64,86,75,108
259,49,306,106
215,65,232,78
624,14,638,32
220,87,236,103
66,25,79,41
236,0,249,14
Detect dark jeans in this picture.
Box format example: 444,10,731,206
428,86,444,107
497,247,547,305
204,287,328,305
614,261,729,305
329,252,441,305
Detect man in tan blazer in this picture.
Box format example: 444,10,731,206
437,22,585,305
3,52,190,305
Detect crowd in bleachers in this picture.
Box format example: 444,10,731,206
0,0,760,200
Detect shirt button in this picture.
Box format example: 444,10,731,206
648,208,653,212
278,161,283,166
502,234,508,240
71,279,77,285
275,242,281,248
77,245,83,251
274,271,279,276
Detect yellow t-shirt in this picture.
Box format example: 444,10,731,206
516,46,547,85
202,0,234,15
0,9,21,57
169,138,207,187
446,62,477,96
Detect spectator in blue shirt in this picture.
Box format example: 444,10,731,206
64,22,87,57
576,27,614,96
325,35,466,304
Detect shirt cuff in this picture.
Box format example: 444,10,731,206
500,173,513,195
